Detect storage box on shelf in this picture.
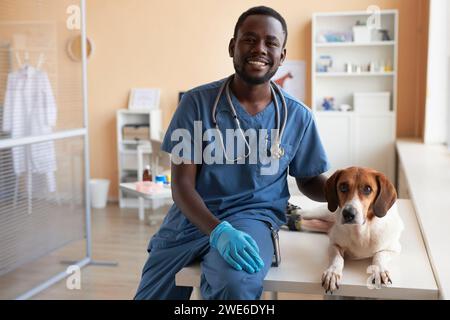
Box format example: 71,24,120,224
354,92,391,113
352,25,372,43
116,109,162,208
123,124,150,141
312,10,398,181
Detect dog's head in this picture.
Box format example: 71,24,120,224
324,167,397,225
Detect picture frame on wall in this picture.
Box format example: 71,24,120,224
128,88,160,111
272,60,306,102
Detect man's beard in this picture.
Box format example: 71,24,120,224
233,60,279,85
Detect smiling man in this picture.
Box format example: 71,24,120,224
135,6,330,300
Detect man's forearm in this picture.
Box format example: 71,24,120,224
296,174,327,202
172,180,220,236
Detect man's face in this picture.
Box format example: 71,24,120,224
229,15,286,85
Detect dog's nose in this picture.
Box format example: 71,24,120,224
342,206,357,223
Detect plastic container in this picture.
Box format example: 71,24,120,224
155,175,166,185
90,179,110,209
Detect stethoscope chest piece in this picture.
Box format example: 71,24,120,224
271,143,285,159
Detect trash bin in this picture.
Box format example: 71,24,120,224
90,179,110,209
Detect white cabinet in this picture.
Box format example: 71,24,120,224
354,113,395,178
116,109,162,208
315,113,395,180
314,113,353,172
312,10,398,181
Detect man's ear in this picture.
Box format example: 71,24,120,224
228,38,235,58
279,48,286,66
324,170,342,212
373,173,397,218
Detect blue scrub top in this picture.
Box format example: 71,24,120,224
149,77,330,250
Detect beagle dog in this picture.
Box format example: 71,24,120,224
299,167,404,294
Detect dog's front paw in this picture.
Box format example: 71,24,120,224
321,268,342,294
286,203,303,231
367,265,392,289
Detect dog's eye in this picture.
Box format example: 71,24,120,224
339,183,349,193
363,186,372,195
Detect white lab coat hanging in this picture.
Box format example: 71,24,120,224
2,65,57,192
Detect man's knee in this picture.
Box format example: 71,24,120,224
212,270,265,299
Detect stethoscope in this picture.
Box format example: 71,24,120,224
211,75,288,162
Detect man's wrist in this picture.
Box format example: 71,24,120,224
209,221,231,247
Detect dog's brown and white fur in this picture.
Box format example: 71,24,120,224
299,167,404,294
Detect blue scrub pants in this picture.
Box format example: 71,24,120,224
134,219,274,300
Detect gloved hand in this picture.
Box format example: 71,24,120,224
210,221,265,273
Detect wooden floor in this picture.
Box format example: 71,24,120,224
1,203,321,300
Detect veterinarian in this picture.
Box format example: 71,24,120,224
135,6,330,300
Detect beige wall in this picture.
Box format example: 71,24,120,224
86,0,429,199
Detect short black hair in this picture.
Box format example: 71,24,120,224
233,6,288,48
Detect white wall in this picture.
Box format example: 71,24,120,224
447,1,450,149
424,0,449,144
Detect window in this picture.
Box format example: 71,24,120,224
424,0,450,147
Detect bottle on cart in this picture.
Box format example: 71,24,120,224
143,165,152,182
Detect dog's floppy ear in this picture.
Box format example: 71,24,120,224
324,170,342,212
373,173,397,218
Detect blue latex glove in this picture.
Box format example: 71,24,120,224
210,221,265,273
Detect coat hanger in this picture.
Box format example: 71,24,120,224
14,51,38,72
14,51,45,72
14,51,30,69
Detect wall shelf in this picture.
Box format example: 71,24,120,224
316,71,395,77
122,140,150,145
315,40,395,48
314,110,395,116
